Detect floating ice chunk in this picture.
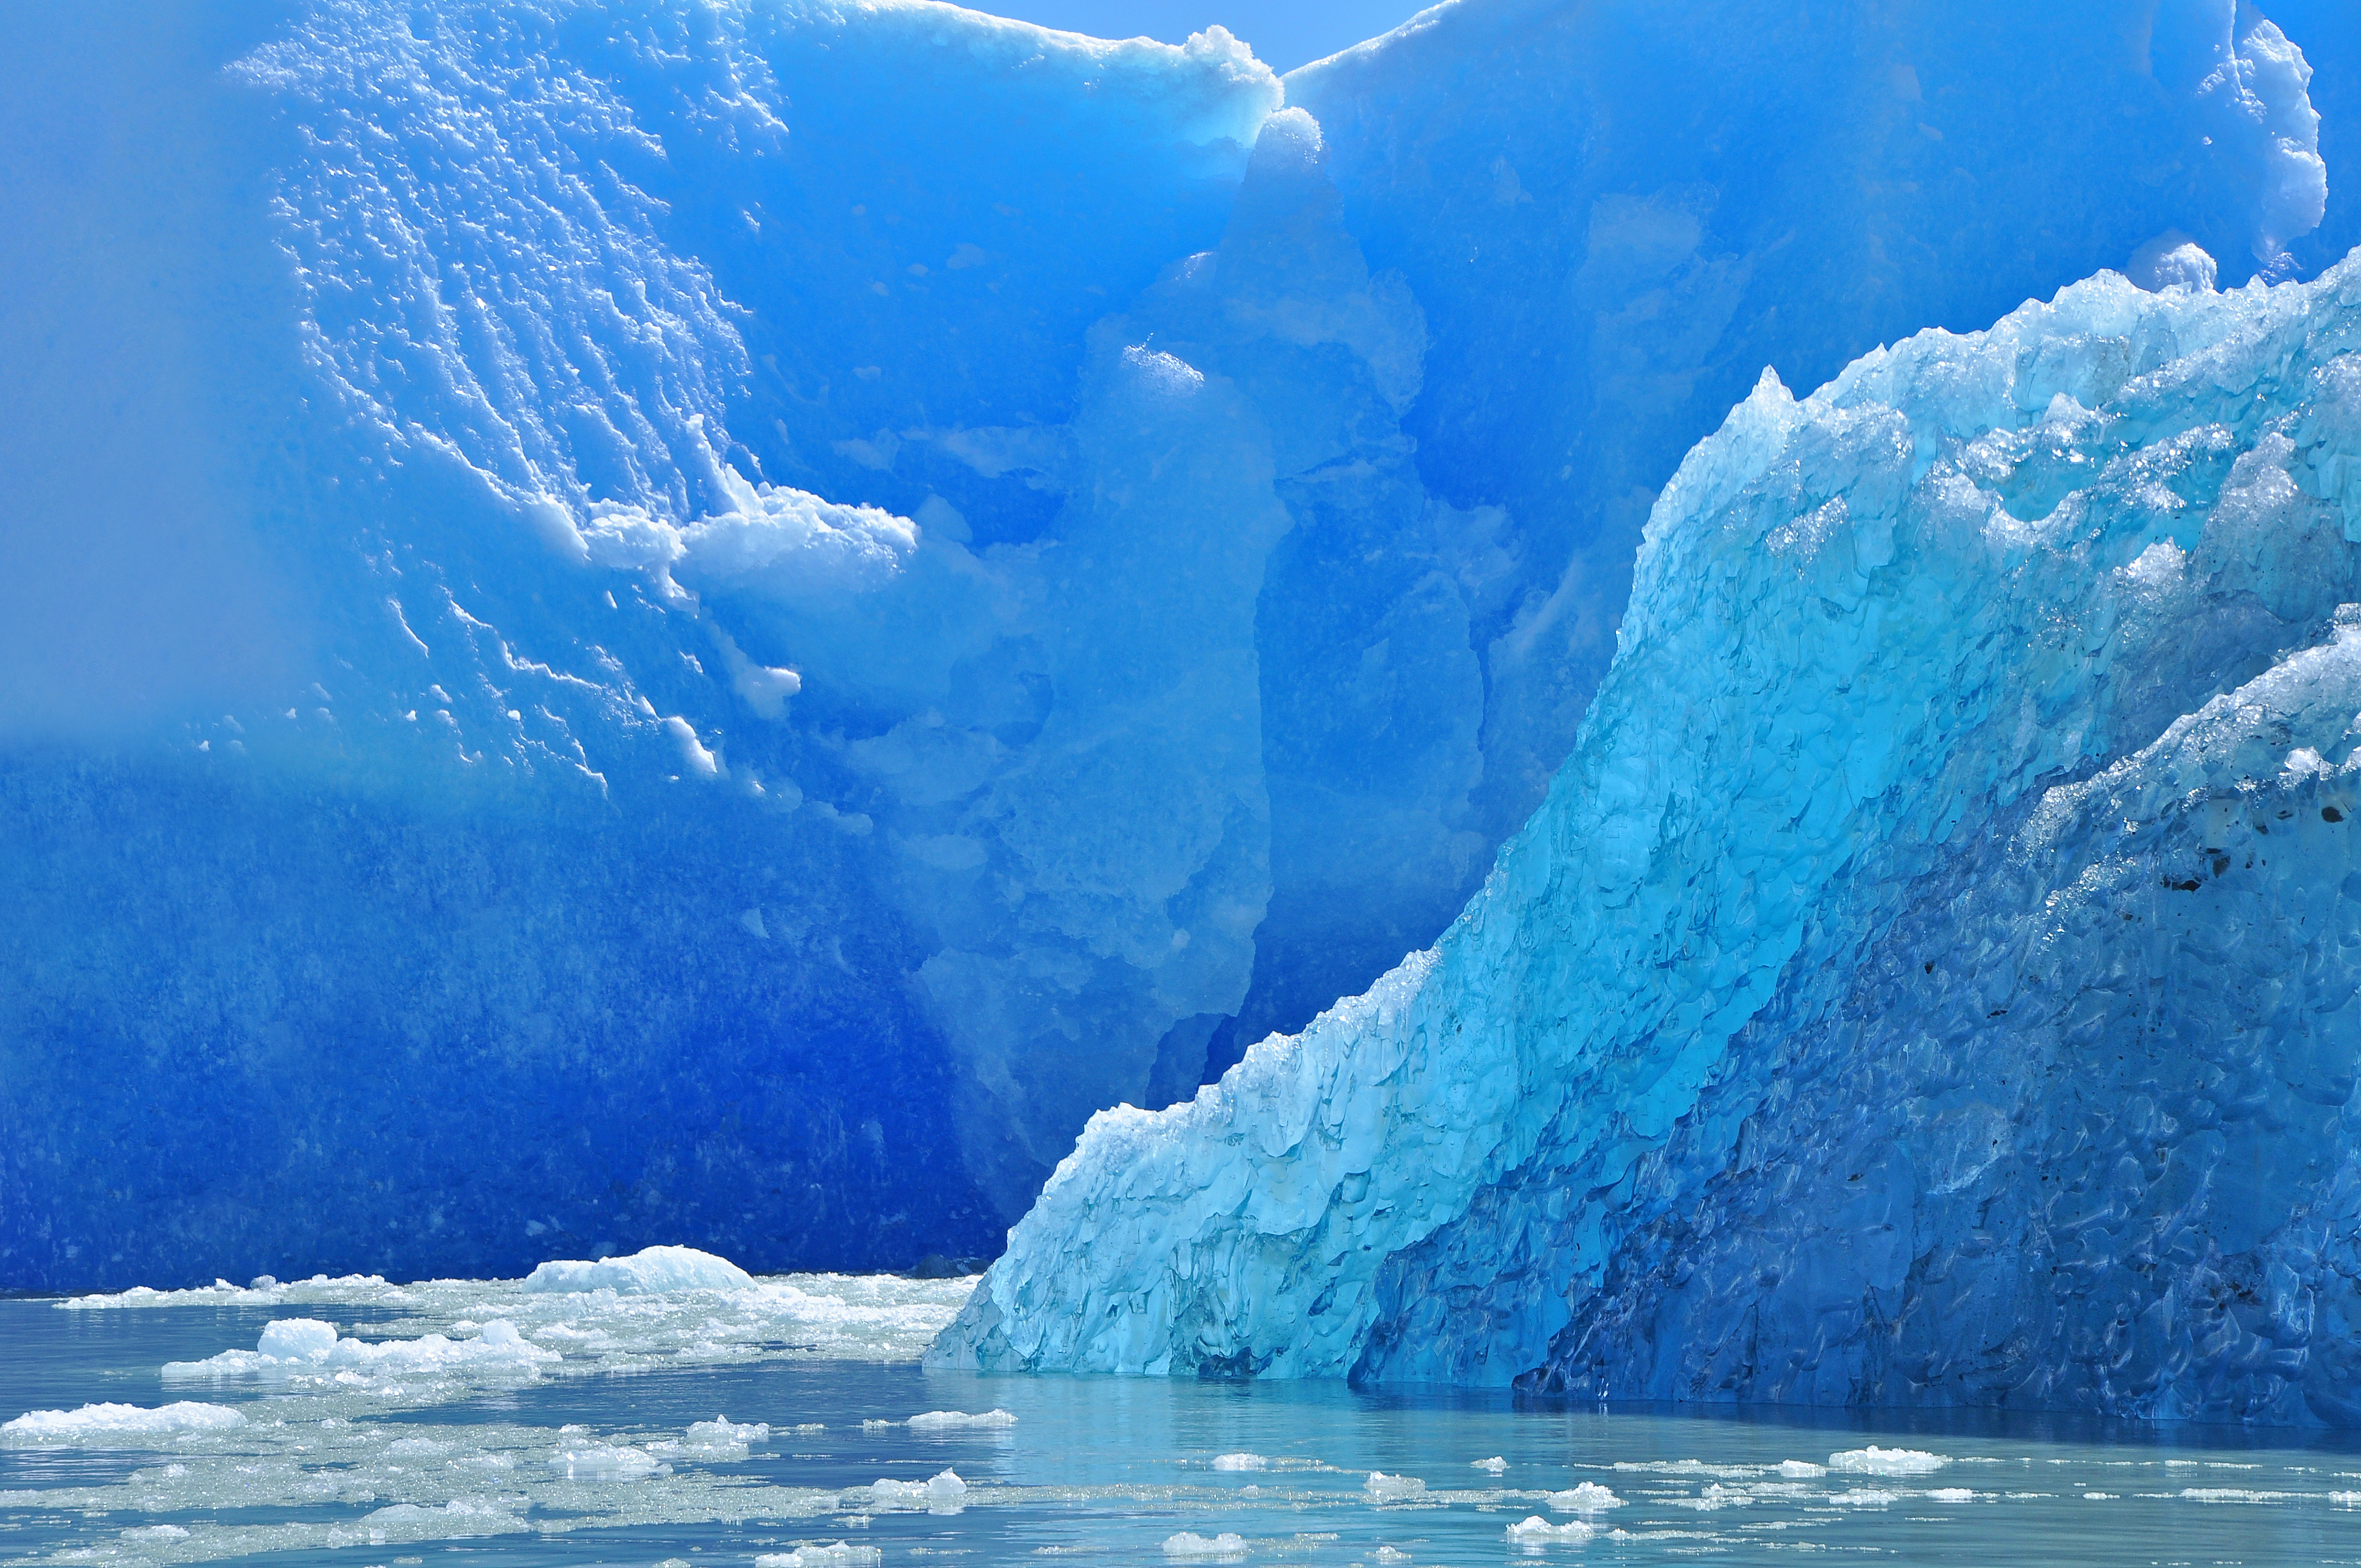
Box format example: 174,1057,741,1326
1829,1489,1905,1505
1365,1471,1427,1500
755,1545,883,1567
519,1245,754,1294
2083,1491,2117,1500
1473,1455,1508,1473
1505,1516,1596,1543
1926,1488,1976,1502
648,1415,769,1460
1374,1549,1411,1564
1776,1460,1826,1478
859,1419,896,1431
258,1318,337,1359
869,1468,969,1509
548,1442,666,1479
1162,1533,1249,1560
1212,1452,1267,1471
2179,1488,2297,1502
1544,1482,1622,1512
906,1408,1016,1430
2,1401,248,1442
1828,1447,1950,1476
166,1318,555,1381
119,1525,191,1542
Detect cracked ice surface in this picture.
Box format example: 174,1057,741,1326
935,250,2361,1422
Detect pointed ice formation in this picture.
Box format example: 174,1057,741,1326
934,250,2361,1424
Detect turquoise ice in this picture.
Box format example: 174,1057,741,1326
936,249,2361,1423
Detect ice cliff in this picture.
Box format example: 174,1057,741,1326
933,247,2361,1424
0,0,2345,1289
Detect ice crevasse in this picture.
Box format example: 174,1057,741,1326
935,249,2361,1424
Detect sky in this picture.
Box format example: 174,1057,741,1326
976,0,1429,72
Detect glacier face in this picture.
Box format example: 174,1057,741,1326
0,0,2344,1289
933,252,2361,1424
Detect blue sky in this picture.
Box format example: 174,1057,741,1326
978,0,1428,72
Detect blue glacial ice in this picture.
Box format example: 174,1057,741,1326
0,0,2344,1291
933,247,2361,1424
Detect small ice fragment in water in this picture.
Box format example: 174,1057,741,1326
1828,1446,1949,1476
548,1443,665,1479
906,1408,1015,1430
1506,1516,1596,1543
1829,1488,1905,1505
755,1546,883,1567
1777,1460,1826,1478
1162,1533,1248,1559
860,1419,895,1431
2,1402,248,1442
1473,1455,1508,1473
1544,1482,1621,1512
869,1468,969,1509
1365,1471,1426,1500
1212,1452,1266,1471
119,1526,191,1542
519,1244,754,1294
1374,1548,1412,1563
1927,1488,1974,1502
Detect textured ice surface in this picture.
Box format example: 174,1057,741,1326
520,1246,755,1295
935,246,2361,1424
2,1403,248,1444
1,0,2343,1291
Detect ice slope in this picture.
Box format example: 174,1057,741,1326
0,0,2344,1289
934,249,2361,1423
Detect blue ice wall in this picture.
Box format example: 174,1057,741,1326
934,251,2361,1424
0,0,2348,1289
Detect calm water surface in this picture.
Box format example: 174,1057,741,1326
4,1276,2359,1567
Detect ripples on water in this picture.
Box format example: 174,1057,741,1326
5,1272,2361,1566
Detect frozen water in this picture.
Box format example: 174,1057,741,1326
936,240,2361,1424
904,1408,1016,1430
3,0,2347,1291
520,1245,755,1295
1830,1447,1952,1477
2,1402,247,1443
1162,1531,1250,1558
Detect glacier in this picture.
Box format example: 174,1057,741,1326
0,0,2347,1291
933,244,2361,1423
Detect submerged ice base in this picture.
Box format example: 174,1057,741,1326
935,251,2361,1424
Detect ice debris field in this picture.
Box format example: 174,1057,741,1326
9,1251,2361,1566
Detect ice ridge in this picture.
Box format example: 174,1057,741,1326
933,249,2361,1424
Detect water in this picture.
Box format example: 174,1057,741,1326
6,1276,2361,1567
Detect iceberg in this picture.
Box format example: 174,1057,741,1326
0,0,2342,1292
932,245,2361,1424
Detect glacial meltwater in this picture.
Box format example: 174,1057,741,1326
5,1268,2361,1568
